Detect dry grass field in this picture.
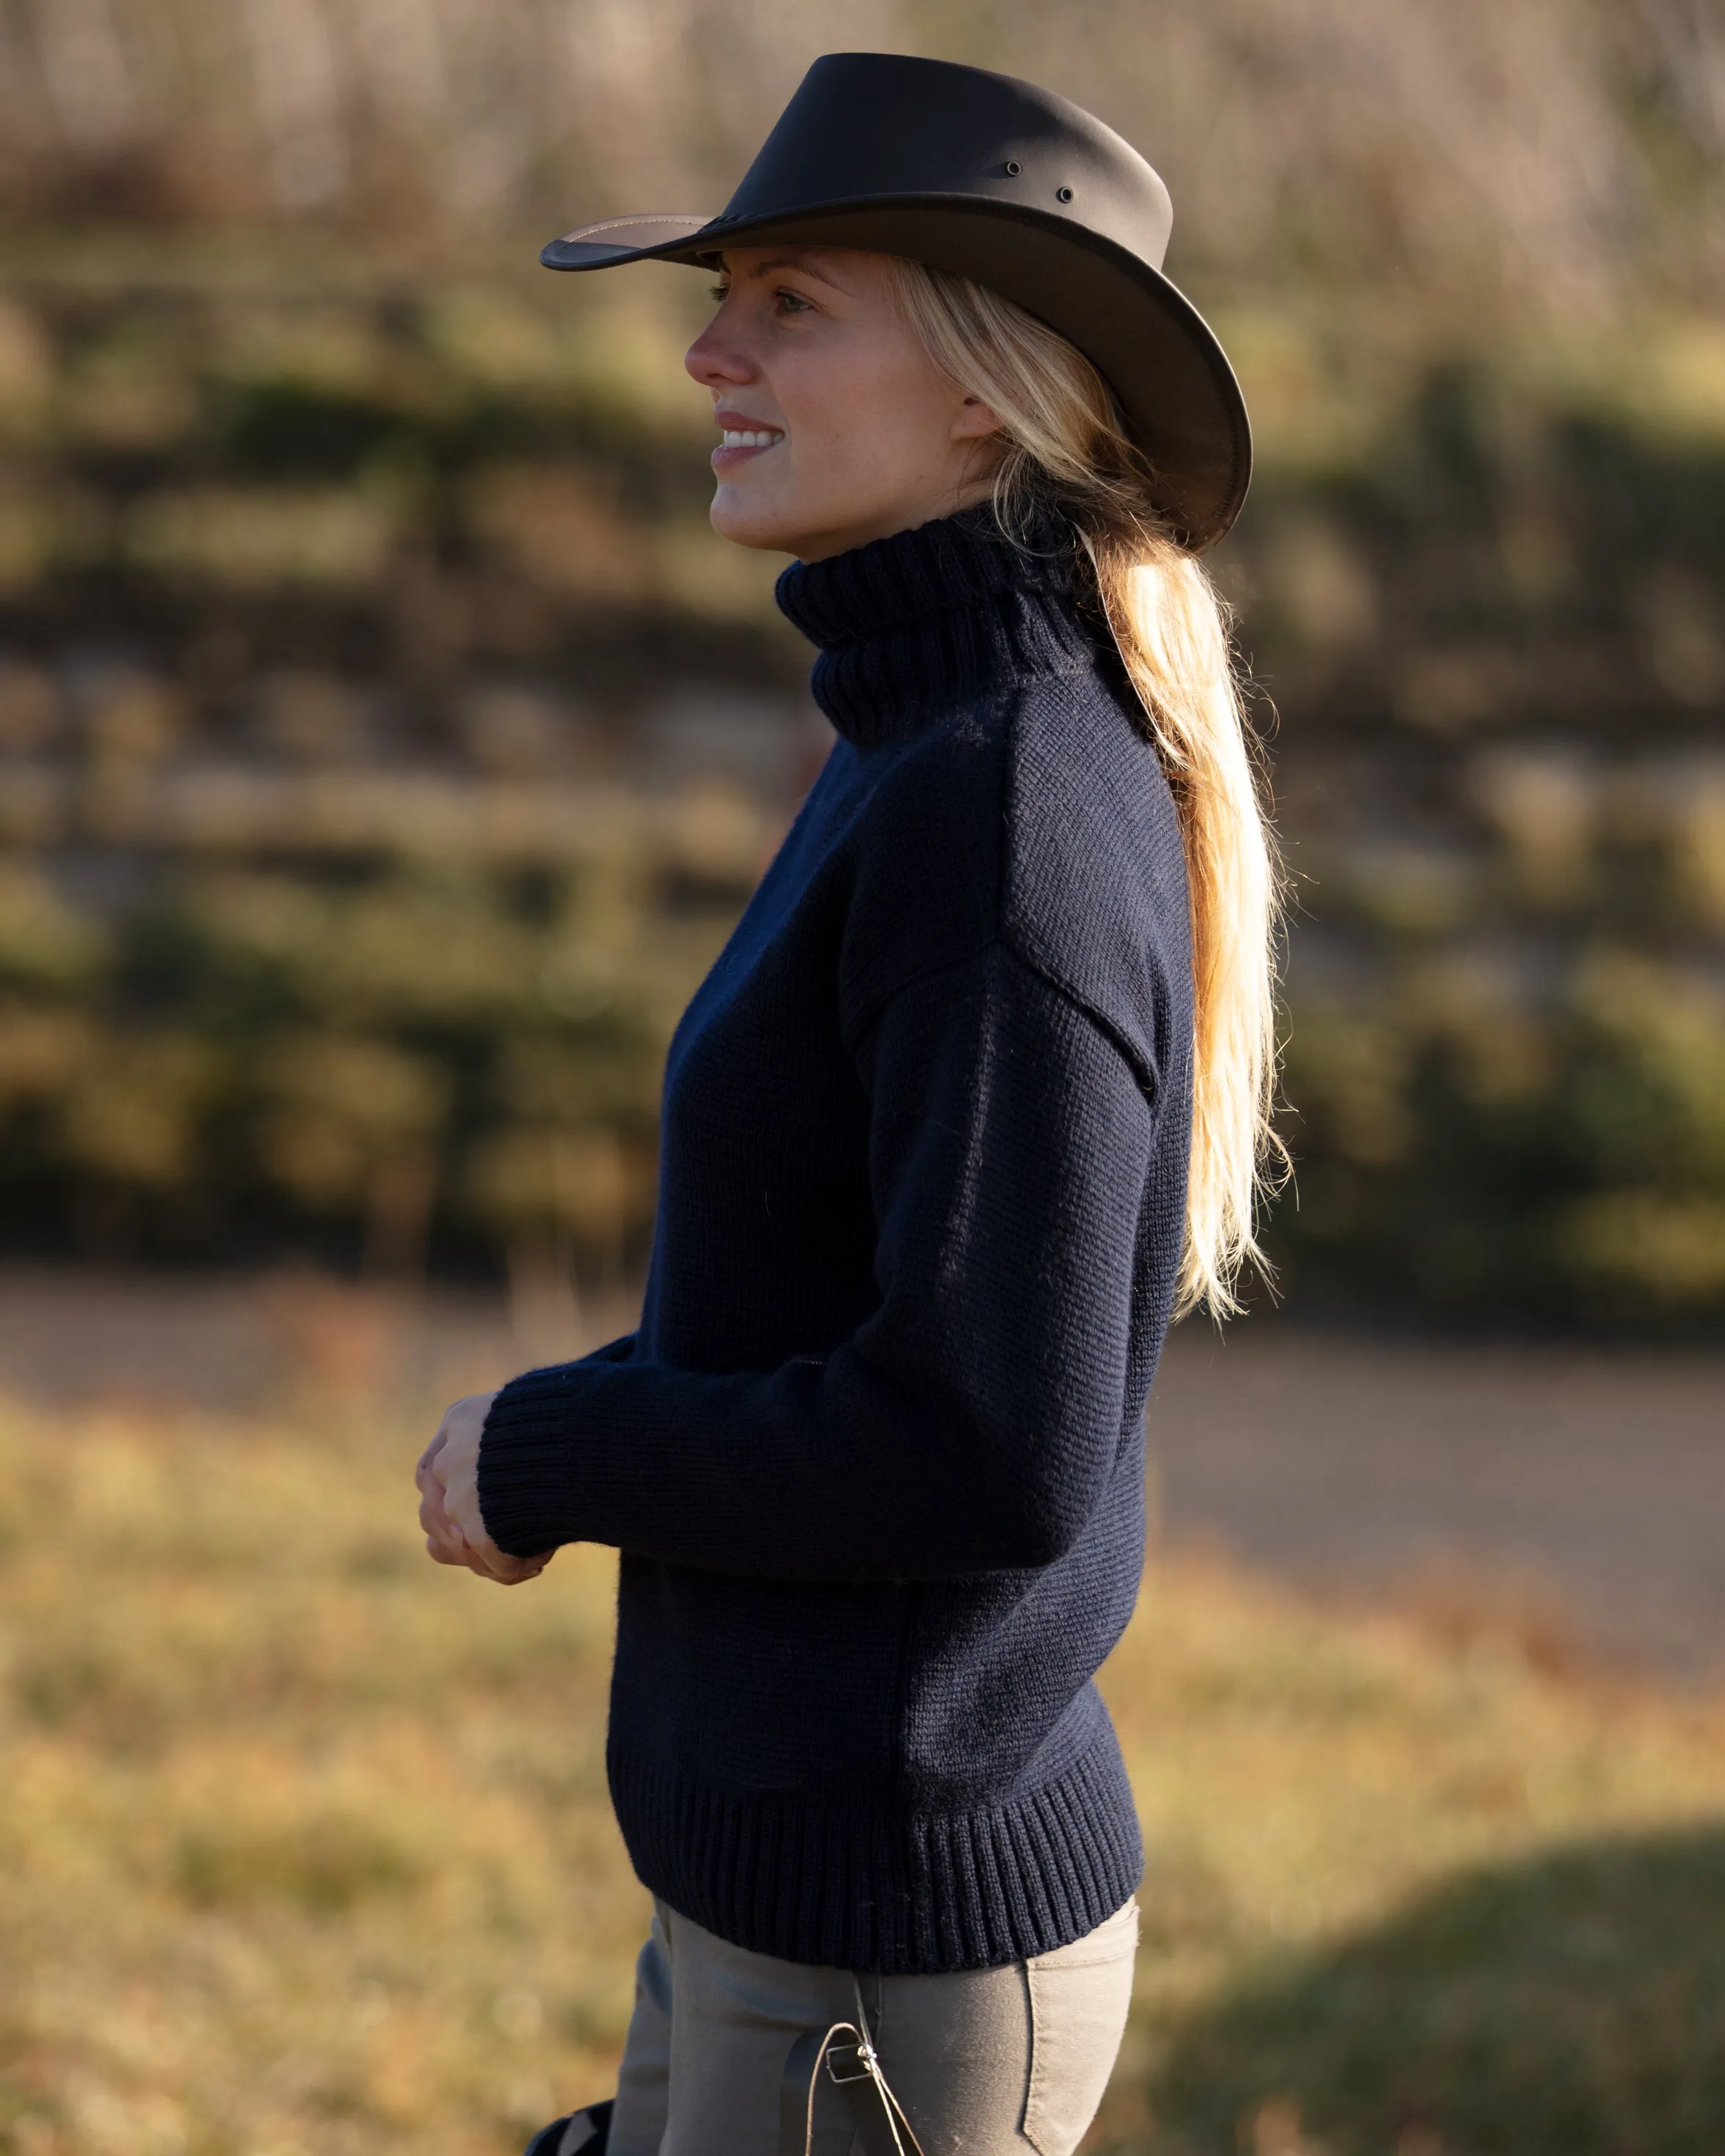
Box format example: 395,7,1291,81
4,1368,1725,2156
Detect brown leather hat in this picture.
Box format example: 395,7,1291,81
541,53,1250,551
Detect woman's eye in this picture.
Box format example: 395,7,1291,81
774,289,812,314
708,283,730,302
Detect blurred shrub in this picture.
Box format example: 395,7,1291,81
57,1032,217,1189
1278,948,1725,1326
123,486,399,589
0,857,731,1277
1228,342,1725,1331
0,254,1719,1326
0,861,108,985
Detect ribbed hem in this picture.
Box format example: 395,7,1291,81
608,1731,1143,1974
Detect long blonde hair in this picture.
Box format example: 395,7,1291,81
888,259,1285,1320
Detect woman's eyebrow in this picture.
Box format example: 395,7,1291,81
743,255,847,289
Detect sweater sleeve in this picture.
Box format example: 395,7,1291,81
477,941,1162,1580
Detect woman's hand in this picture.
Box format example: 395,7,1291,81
416,1391,553,1585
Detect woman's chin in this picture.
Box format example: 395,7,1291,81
708,487,812,557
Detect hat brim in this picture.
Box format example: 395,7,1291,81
541,199,1249,552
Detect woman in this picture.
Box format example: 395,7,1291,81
417,53,1279,2156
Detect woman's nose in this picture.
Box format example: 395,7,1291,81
685,316,754,390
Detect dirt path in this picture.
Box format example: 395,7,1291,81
1151,1326,1725,1679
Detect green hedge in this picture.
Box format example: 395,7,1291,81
0,250,1721,1326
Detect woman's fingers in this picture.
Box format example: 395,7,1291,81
424,1525,549,1583
422,1465,535,1579
453,1528,550,1586
418,1460,467,1562
415,1413,453,1485
416,1389,545,1583
432,1393,501,1547
478,1549,552,1586
416,1404,468,1561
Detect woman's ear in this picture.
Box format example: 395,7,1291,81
951,393,1004,443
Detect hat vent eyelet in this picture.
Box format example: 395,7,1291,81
1004,160,1022,176
1056,185,1074,203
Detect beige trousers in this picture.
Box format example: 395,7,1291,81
607,1895,1139,2156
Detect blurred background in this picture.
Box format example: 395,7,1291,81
0,0,1721,1323
1,2,1724,2152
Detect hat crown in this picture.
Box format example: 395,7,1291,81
717,53,1173,272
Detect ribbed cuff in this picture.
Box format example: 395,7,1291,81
478,1333,634,1556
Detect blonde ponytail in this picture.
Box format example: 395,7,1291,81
888,258,1285,1319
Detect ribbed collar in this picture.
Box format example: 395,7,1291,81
774,506,1104,747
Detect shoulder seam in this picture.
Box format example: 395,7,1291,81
1000,940,1162,1104
1001,678,1161,1101
845,934,1162,1107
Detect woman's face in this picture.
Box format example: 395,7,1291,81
684,247,1002,562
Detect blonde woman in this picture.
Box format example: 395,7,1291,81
417,53,1278,2156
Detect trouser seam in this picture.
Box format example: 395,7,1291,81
1021,1960,1045,2155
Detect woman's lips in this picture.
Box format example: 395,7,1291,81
711,421,783,472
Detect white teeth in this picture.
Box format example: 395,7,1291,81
721,429,779,448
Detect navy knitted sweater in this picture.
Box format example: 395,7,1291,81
478,507,1193,1974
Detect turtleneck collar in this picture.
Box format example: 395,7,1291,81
774,506,1106,747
